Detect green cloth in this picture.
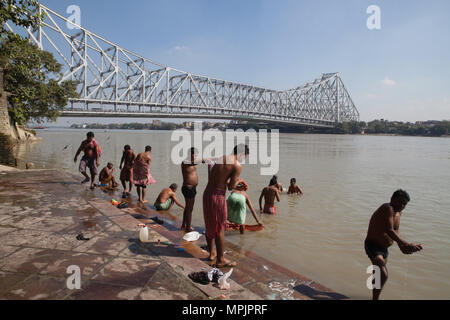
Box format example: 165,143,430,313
155,198,172,211
227,192,247,225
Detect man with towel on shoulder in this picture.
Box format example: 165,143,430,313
133,146,156,204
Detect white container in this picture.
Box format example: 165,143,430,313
139,224,149,243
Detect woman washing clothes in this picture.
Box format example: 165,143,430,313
226,180,263,234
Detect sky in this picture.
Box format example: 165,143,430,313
39,0,450,123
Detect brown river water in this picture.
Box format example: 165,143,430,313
11,129,450,300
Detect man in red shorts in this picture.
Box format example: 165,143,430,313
203,144,249,268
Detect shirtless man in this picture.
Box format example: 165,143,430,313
154,184,185,211
99,162,119,188
119,145,136,196
259,179,281,214
74,132,101,190
270,175,283,193
133,146,156,204
365,190,423,300
287,178,303,195
181,147,206,232
203,144,249,268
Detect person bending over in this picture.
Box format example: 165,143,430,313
154,184,185,211
227,181,263,234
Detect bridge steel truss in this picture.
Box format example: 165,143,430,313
5,4,359,127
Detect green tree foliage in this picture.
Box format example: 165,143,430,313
0,34,78,124
1,0,78,125
364,120,450,137
0,0,42,35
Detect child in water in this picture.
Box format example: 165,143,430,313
287,178,303,195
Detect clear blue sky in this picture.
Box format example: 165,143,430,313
41,0,450,122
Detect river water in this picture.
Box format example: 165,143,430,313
12,129,450,300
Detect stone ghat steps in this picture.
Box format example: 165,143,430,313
86,174,349,301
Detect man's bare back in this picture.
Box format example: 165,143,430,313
122,149,135,167
136,152,151,164
366,203,401,249
262,186,280,205
156,188,175,203
207,155,242,190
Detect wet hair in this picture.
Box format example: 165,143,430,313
233,144,249,156
169,183,178,191
392,189,410,202
190,147,198,155
145,146,152,152
124,145,131,151
87,132,94,138
291,178,296,183
269,176,278,186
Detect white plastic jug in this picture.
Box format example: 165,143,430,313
139,224,149,243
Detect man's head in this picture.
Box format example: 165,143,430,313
290,178,296,185
390,189,410,212
124,145,131,151
87,132,94,141
145,146,152,153
169,183,178,191
269,176,278,186
233,144,249,162
190,147,198,161
107,162,113,169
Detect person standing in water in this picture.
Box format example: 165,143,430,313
203,144,249,268
259,178,280,214
365,190,423,300
74,132,101,190
133,146,156,204
287,178,303,195
119,145,136,197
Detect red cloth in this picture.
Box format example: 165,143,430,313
133,160,156,186
263,203,277,215
203,186,227,239
226,222,264,232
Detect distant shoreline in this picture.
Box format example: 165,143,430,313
31,127,450,138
